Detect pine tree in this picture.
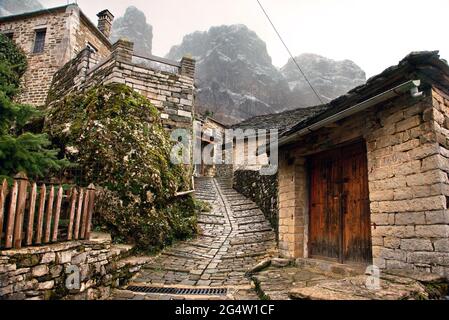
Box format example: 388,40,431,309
0,34,68,180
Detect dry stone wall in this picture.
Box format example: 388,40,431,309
215,164,234,178
233,169,278,235
0,239,146,300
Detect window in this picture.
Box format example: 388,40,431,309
33,29,46,53
86,42,98,54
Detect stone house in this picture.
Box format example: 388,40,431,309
193,115,228,177
231,106,329,236
275,51,449,277
0,4,113,106
0,4,196,133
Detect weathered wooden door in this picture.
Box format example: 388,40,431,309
309,141,372,264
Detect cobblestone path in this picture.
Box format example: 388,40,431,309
112,177,276,300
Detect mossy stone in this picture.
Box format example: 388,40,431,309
44,84,197,251
14,254,40,268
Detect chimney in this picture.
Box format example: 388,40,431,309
180,56,196,79
97,9,114,38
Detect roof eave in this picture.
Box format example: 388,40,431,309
278,80,423,148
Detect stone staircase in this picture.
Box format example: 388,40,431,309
111,177,277,300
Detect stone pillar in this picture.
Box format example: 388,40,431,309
73,48,92,86
112,39,134,63
97,10,114,38
180,56,196,79
278,151,308,258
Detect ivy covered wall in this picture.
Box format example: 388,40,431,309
44,84,198,251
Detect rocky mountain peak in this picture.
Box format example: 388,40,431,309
282,53,366,106
111,6,153,56
169,24,276,72
167,24,291,124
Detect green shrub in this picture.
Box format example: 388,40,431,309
45,83,197,251
0,34,68,181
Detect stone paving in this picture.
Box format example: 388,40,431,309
111,177,277,300
251,258,449,300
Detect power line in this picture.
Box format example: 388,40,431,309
256,0,325,105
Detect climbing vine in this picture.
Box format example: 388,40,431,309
45,83,198,251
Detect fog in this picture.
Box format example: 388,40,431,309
39,0,449,77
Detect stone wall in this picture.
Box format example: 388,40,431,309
233,169,278,235
0,9,70,106
278,89,449,278
48,40,195,132
0,238,147,300
215,164,234,178
0,6,111,106
74,14,111,59
46,47,94,103
196,118,227,177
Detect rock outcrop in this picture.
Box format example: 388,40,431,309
281,53,366,107
167,25,366,125
111,6,153,56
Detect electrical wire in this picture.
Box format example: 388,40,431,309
256,0,324,105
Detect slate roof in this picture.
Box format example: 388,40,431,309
231,104,328,132
233,51,449,138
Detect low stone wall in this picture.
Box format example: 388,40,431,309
47,40,195,133
215,164,234,178
0,238,148,300
233,169,278,235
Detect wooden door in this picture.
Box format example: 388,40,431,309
308,141,372,264
309,148,341,260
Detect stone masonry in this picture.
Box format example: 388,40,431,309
48,39,196,131
233,169,279,235
0,236,150,300
0,4,112,106
278,90,449,277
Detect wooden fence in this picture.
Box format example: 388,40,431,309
0,173,96,250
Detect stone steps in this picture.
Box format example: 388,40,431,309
295,258,366,277
230,236,276,245
238,228,274,235
161,251,207,261
233,211,265,218
232,206,260,212
198,219,226,225
199,212,225,218
237,218,269,226
110,177,276,300
237,221,272,231
142,265,192,274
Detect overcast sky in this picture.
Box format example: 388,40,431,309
40,0,449,78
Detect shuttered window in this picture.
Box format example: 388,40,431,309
33,29,46,53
